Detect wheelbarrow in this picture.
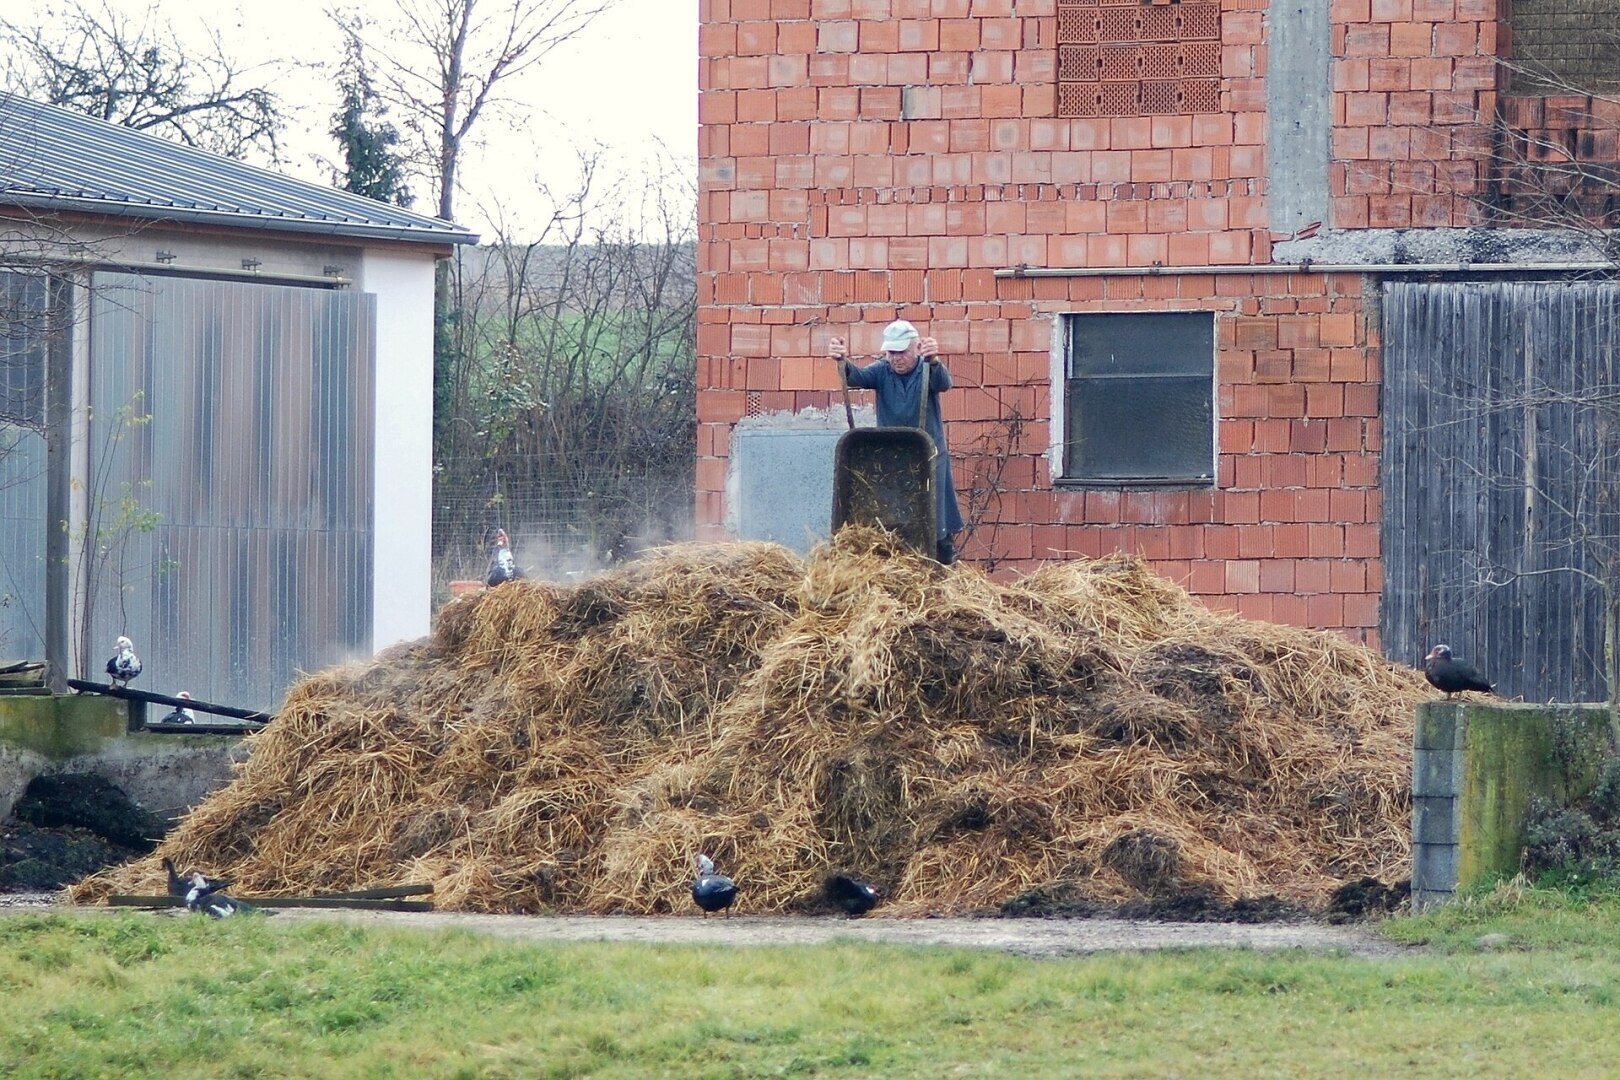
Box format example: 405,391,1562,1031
830,360,939,558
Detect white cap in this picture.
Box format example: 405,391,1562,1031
880,319,919,352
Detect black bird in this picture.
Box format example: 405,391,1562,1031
486,528,523,587
1424,644,1494,699
691,854,738,916
185,871,257,918
825,873,881,917
156,691,195,725
168,861,231,900
162,857,187,898
106,635,142,687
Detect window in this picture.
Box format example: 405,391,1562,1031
0,270,47,428
1059,311,1214,485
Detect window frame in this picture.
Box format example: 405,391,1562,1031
0,269,49,430
1048,309,1218,488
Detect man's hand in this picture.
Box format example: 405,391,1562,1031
828,336,848,361
918,336,940,359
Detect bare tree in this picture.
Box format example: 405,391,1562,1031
331,0,618,224
432,151,696,585
0,0,283,161
1441,336,1620,743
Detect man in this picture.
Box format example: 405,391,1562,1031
828,319,964,564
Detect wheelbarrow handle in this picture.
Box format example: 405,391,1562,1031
839,359,855,429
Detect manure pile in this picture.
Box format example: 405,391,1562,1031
73,527,1432,915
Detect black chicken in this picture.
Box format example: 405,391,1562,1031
162,857,187,898
1424,644,1494,699
825,873,881,917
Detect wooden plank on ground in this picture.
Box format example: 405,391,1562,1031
312,884,435,900
107,894,434,912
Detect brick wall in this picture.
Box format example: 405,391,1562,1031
1330,0,1506,229
696,0,1515,645
1507,0,1620,96
1491,93,1620,227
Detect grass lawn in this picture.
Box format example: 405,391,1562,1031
3,886,1618,1079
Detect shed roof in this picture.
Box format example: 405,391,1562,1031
0,93,477,246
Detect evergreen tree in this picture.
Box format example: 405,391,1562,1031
329,42,412,208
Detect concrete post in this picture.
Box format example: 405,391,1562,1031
1411,701,1610,908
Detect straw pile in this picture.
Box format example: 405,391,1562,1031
72,527,1431,915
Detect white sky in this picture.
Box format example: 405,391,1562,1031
116,0,699,240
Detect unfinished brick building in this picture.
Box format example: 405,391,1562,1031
696,0,1620,698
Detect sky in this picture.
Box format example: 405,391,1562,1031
106,0,699,240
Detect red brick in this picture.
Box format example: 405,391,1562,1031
696,390,748,423
939,18,979,50
1308,524,1346,558
1305,384,1345,419
1346,523,1380,558
1226,560,1261,594
1306,593,1345,628
1187,559,1226,595
1344,593,1380,628
1344,23,1391,58
1389,22,1433,58
1258,558,1296,593
1330,559,1367,593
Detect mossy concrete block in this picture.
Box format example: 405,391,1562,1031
1414,843,1458,894
1413,745,1460,796
1414,705,1458,752
1412,701,1612,895
0,695,127,759
1413,795,1457,845
1457,702,1609,889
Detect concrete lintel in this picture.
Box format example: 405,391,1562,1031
1274,226,1619,268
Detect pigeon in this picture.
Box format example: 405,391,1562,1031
825,873,881,917
185,871,257,918
691,853,738,916
486,528,523,587
1424,644,1494,699
156,691,195,725
106,636,142,687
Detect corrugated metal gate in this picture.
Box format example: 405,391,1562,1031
1382,278,1620,703
86,272,375,710
0,269,48,660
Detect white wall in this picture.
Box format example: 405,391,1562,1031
360,247,439,650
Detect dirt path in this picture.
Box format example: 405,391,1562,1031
277,909,1411,958
2,895,1408,958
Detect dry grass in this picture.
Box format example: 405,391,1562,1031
72,528,1430,915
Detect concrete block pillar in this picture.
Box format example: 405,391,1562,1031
1411,701,1610,908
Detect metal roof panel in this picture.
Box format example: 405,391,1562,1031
0,93,478,245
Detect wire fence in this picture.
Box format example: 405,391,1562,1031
430,451,695,601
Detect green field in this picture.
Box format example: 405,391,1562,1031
3,887,1619,1079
